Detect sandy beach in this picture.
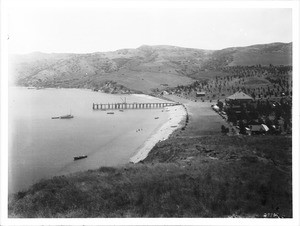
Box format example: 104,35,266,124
130,104,186,163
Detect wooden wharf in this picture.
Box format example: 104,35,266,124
92,102,179,110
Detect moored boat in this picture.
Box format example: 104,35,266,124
52,113,74,119
107,112,114,114
74,155,88,161
60,114,74,119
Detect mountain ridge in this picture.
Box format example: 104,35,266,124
11,42,292,93
13,42,292,56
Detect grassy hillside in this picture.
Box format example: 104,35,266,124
229,42,292,66
11,42,292,93
8,135,292,218
11,45,207,92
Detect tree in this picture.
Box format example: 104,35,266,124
239,120,246,135
221,125,226,134
231,114,238,126
217,101,224,111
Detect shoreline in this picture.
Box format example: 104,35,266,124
8,87,181,193
129,104,186,163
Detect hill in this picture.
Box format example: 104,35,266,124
10,42,292,93
8,135,292,218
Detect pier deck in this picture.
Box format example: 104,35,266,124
92,102,179,110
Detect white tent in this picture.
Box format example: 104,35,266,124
250,124,269,133
261,124,269,132
212,105,220,111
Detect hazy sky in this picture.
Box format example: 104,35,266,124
6,1,292,54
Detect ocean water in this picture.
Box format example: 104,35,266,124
8,87,170,193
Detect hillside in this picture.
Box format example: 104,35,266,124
10,42,292,93
8,135,292,218
202,42,292,69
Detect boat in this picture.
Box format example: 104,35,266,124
51,114,74,119
73,155,88,161
60,114,74,119
155,117,159,119
53,110,74,119
119,109,124,112
107,112,114,114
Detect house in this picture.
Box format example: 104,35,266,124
225,91,254,119
196,91,206,97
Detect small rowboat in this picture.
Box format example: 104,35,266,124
107,112,114,114
74,155,88,161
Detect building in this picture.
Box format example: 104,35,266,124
226,91,253,104
196,91,206,97
225,91,254,121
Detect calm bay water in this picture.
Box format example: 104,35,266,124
8,87,169,193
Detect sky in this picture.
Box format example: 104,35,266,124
6,0,293,54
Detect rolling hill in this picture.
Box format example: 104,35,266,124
10,42,292,93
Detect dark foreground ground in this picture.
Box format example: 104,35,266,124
8,98,292,218
9,137,292,217
8,135,292,218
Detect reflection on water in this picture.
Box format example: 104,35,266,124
9,87,168,193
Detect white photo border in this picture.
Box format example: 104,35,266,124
1,0,299,225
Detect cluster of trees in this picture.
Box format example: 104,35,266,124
166,65,292,102
225,97,292,135
206,66,292,100
220,65,292,77
221,125,230,134
163,65,292,136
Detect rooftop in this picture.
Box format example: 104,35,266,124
226,91,253,101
